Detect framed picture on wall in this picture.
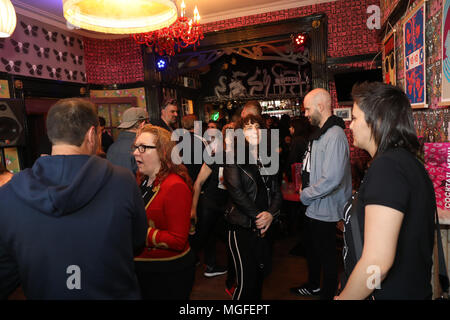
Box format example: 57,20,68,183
403,1,427,108
333,107,352,121
3,147,21,173
383,30,396,86
442,0,450,103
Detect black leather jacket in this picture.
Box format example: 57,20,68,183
223,163,282,229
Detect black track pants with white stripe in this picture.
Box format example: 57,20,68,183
227,228,268,300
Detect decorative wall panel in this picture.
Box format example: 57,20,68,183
0,15,86,83
83,37,144,85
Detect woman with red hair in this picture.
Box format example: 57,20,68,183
132,124,194,300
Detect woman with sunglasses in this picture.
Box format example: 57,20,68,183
132,124,195,300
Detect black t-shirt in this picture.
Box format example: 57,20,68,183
344,148,435,299
202,153,228,207
102,131,114,153
182,132,207,183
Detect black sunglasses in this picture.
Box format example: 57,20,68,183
132,144,157,153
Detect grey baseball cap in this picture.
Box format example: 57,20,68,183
117,107,148,129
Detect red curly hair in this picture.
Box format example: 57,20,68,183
135,124,192,190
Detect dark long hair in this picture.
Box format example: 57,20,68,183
351,81,419,158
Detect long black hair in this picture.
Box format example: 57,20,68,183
351,81,419,158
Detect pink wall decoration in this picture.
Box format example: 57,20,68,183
83,37,144,85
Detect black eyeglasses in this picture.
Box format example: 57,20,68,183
132,144,157,153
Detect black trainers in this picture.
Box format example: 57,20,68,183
290,284,321,296
204,265,228,278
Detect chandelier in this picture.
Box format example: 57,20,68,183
0,0,17,38
63,0,178,34
132,0,204,56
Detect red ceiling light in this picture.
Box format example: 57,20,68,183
132,0,204,56
293,33,308,46
291,33,308,53
295,34,306,45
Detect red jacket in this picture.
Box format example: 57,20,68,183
135,173,192,261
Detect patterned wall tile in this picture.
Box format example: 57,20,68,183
0,14,86,83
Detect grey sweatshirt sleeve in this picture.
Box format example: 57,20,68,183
300,130,349,206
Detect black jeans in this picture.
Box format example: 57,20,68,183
227,227,272,300
134,258,195,300
303,216,338,300
192,195,227,267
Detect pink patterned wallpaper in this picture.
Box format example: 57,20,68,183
202,0,380,58
83,37,144,85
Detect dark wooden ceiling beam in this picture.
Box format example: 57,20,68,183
181,13,326,53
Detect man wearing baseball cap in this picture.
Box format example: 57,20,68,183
107,107,148,175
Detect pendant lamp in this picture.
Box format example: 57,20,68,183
0,0,17,38
63,0,178,34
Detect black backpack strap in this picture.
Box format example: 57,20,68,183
348,194,363,261
435,207,449,296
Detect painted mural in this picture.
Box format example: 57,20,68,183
203,54,311,102
0,15,86,83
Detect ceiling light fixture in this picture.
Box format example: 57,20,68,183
62,0,178,34
0,0,17,38
133,0,203,56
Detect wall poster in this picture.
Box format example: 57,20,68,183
383,31,396,86
442,0,450,102
0,80,10,98
403,2,427,108
3,147,20,173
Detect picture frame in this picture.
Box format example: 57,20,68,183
333,107,352,121
382,30,396,86
442,0,450,103
402,1,427,108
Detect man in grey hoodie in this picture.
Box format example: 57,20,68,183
290,88,352,300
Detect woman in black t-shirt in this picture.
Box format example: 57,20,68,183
336,82,435,300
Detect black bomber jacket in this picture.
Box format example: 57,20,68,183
223,163,282,229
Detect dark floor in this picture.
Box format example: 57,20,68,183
8,219,344,300
190,233,343,300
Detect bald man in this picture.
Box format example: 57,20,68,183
290,88,352,300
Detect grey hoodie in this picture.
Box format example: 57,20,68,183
300,116,352,222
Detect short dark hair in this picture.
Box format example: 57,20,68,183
47,98,99,147
351,82,419,157
234,114,268,164
242,100,262,116
181,114,197,130
98,116,106,127
290,116,312,138
237,114,266,130
162,98,177,110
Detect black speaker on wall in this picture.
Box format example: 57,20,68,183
0,98,26,147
